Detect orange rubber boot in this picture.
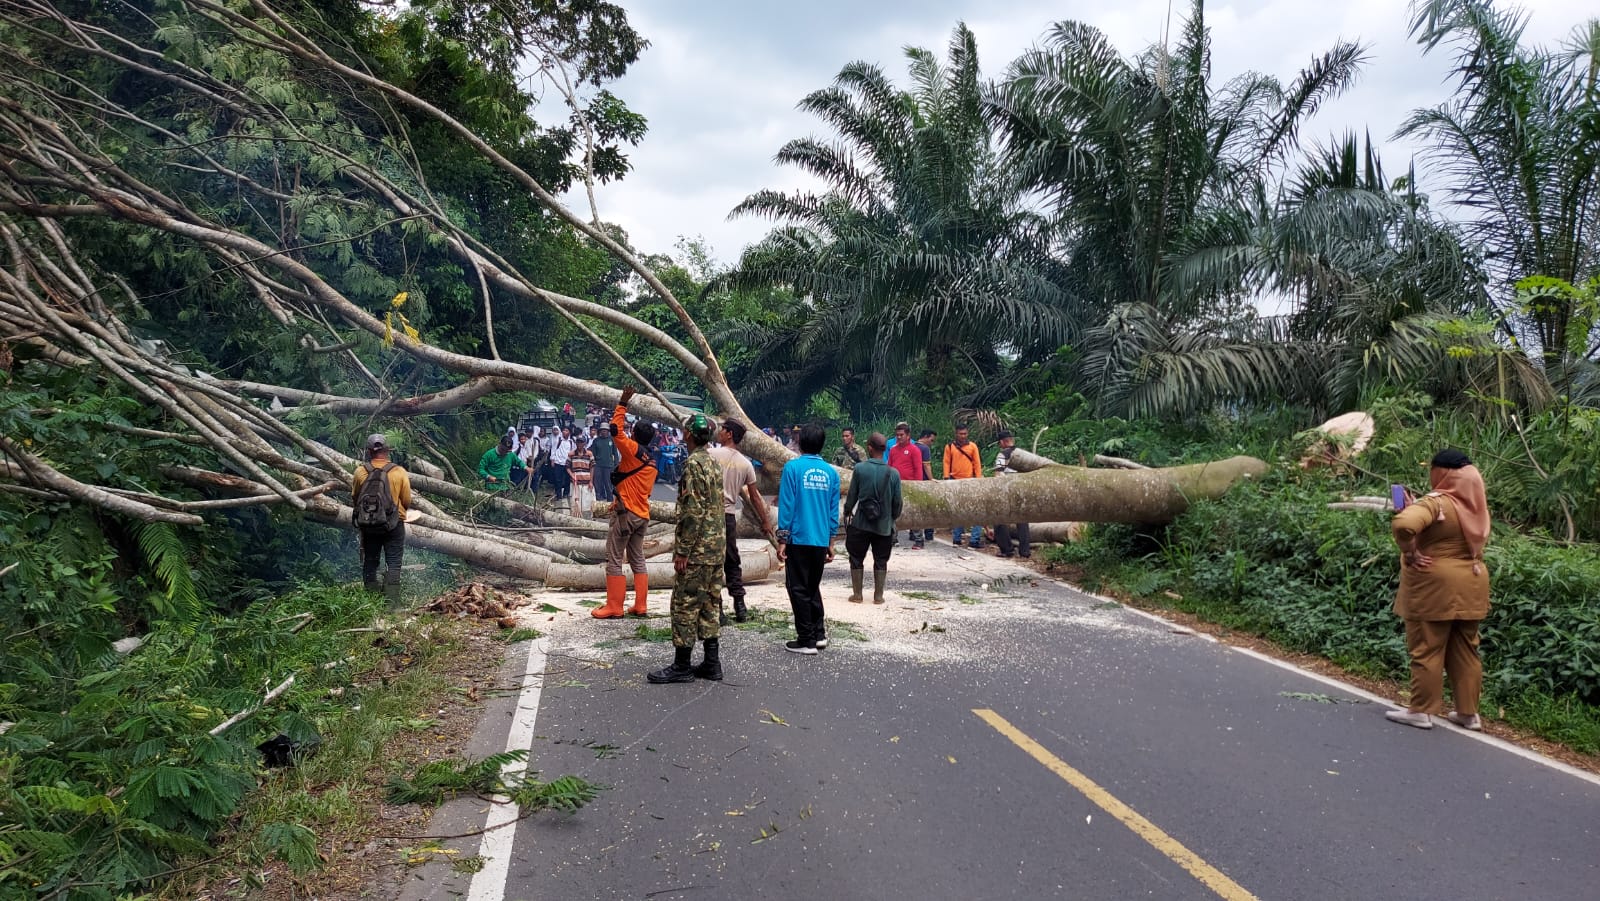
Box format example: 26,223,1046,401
592,574,626,619
629,573,649,617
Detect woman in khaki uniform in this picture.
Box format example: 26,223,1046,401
1385,449,1491,731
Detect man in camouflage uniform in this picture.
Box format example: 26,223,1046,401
648,413,728,684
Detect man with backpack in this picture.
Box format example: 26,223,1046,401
351,433,412,601
842,432,903,604
593,386,658,619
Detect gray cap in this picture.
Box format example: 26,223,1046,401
366,433,388,452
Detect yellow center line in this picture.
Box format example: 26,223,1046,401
973,708,1260,901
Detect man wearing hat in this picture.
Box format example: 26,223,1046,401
648,413,728,683
991,430,1030,558
351,434,412,600
478,433,516,492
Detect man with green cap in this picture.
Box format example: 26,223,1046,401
648,413,728,684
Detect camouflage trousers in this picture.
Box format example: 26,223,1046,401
671,561,724,648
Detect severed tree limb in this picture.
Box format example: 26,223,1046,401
1093,454,1149,470
0,440,202,524
209,674,295,736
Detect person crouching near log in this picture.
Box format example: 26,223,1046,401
351,433,411,601
594,386,658,619
648,414,726,683
842,432,902,605
1384,449,1491,731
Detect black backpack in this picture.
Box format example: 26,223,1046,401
857,469,885,522
353,463,400,531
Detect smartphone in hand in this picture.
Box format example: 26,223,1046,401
1391,484,1408,512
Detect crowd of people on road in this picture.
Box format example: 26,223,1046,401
467,412,695,518
350,394,1492,735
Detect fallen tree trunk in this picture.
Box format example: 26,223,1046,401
601,458,1266,532
545,541,775,589
894,457,1267,528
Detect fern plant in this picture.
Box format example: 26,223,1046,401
134,522,204,625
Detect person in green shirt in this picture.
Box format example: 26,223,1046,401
841,431,903,604
478,435,515,492
589,423,619,502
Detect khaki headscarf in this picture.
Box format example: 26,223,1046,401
1429,463,1490,562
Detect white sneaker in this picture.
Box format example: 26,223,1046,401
1384,709,1434,729
815,636,829,649
1446,711,1483,731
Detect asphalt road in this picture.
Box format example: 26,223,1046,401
403,540,1600,901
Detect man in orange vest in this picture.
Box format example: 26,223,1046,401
943,424,984,549
594,386,658,618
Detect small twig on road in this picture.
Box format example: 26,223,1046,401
724,744,749,759
644,887,701,898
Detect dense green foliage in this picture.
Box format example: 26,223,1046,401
2,0,1598,893
1,584,384,897
1030,397,1600,752
729,0,1597,423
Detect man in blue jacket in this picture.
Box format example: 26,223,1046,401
776,424,839,655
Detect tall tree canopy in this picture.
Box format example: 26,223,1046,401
724,24,1073,414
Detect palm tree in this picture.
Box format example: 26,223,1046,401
1399,0,1600,387
1149,132,1550,416
986,1,1375,415
723,24,1078,412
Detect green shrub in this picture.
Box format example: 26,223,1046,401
0,584,389,899
1049,465,1600,749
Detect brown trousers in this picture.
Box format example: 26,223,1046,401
605,508,650,575
1403,619,1482,715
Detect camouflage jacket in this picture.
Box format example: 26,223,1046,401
675,446,727,565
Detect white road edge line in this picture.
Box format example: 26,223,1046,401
467,636,548,901
1069,582,1600,790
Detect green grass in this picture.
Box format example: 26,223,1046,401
823,619,868,642
735,607,798,635
1044,467,1600,758
165,610,474,892
498,627,544,643
632,622,674,642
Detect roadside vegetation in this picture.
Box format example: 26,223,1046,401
1017,394,1600,754
2,0,1598,896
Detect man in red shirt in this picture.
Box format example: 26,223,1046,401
886,421,925,549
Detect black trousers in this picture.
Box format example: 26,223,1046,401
845,526,893,569
360,523,405,587
785,544,828,645
995,522,1031,557
724,513,745,602
594,467,614,501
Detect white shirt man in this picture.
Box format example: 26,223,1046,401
550,431,575,467
708,419,775,623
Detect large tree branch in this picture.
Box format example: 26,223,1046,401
0,441,202,525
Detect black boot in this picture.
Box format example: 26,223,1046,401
647,646,695,684
732,595,749,623
693,637,723,681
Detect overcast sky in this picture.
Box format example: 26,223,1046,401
551,0,1591,266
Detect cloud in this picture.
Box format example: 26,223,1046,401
565,0,1596,265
